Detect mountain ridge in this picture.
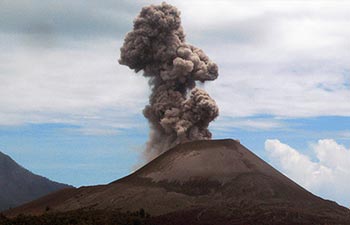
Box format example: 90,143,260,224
0,150,72,211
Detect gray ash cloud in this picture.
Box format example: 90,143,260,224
119,2,219,161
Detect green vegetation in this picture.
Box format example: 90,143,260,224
0,209,151,225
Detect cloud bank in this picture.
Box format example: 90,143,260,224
1,0,350,133
265,139,350,207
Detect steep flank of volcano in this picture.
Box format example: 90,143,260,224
5,140,350,224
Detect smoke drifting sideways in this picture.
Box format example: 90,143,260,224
119,2,219,161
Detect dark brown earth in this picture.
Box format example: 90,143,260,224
5,139,350,224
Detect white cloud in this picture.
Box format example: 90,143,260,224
153,0,350,119
211,116,285,132
0,37,149,131
1,0,350,133
265,139,350,207
196,1,350,119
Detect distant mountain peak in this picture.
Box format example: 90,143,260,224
0,150,72,212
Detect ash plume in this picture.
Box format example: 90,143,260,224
119,2,219,161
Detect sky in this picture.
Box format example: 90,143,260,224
1,0,350,207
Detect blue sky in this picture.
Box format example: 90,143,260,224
1,0,350,208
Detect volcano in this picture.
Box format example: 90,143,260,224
5,139,350,224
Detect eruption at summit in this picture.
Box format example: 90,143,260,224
119,2,219,160
3,2,350,225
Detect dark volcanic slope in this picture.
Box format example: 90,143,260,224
6,140,350,224
0,151,72,211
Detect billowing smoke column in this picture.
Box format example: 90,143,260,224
119,2,219,161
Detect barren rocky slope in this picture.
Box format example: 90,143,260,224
5,139,350,224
